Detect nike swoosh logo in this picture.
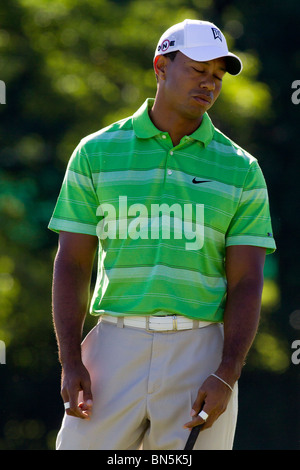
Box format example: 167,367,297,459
192,178,211,184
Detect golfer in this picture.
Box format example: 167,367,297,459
49,19,276,450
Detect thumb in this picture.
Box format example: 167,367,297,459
80,373,93,414
83,387,93,407
79,393,93,417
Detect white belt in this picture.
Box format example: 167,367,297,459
100,314,213,332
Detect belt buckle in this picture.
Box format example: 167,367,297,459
145,315,178,332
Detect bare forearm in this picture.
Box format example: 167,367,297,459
184,275,264,431
184,246,266,431
216,276,264,385
51,232,97,419
52,253,92,365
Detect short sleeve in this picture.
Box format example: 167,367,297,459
48,142,100,236
226,160,276,254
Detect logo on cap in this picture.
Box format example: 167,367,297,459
158,39,175,53
211,27,222,41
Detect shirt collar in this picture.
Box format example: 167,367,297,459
132,98,215,147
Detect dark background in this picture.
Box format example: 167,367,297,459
0,0,299,450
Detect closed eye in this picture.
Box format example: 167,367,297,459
192,67,223,81
192,67,205,73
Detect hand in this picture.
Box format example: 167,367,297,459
61,361,93,419
183,374,233,431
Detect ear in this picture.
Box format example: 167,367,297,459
154,55,168,80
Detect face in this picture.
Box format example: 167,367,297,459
156,51,226,120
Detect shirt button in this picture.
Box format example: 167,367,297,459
162,134,167,139
170,151,174,155
167,169,173,175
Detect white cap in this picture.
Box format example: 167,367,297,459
154,19,243,75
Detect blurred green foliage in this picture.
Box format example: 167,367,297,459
0,0,299,450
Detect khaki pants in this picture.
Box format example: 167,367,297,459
56,320,238,450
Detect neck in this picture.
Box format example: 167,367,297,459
149,98,203,147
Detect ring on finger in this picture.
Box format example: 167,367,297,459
198,410,209,421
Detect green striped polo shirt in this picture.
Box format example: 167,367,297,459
48,98,276,322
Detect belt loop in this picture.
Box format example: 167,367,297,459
172,315,178,330
117,317,124,328
192,320,199,329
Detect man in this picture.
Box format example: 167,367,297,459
49,19,276,450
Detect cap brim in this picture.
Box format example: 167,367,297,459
224,53,243,76
178,46,243,75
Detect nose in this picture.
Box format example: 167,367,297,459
200,75,215,92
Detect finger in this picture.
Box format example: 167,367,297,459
61,391,77,417
62,400,86,419
82,378,93,408
70,381,93,419
60,367,93,419
79,399,93,418
191,387,206,414
183,407,210,429
80,377,93,418
62,389,90,419
68,402,91,419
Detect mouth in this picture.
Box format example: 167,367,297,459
192,94,212,105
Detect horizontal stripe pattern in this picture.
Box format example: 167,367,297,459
48,98,276,321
